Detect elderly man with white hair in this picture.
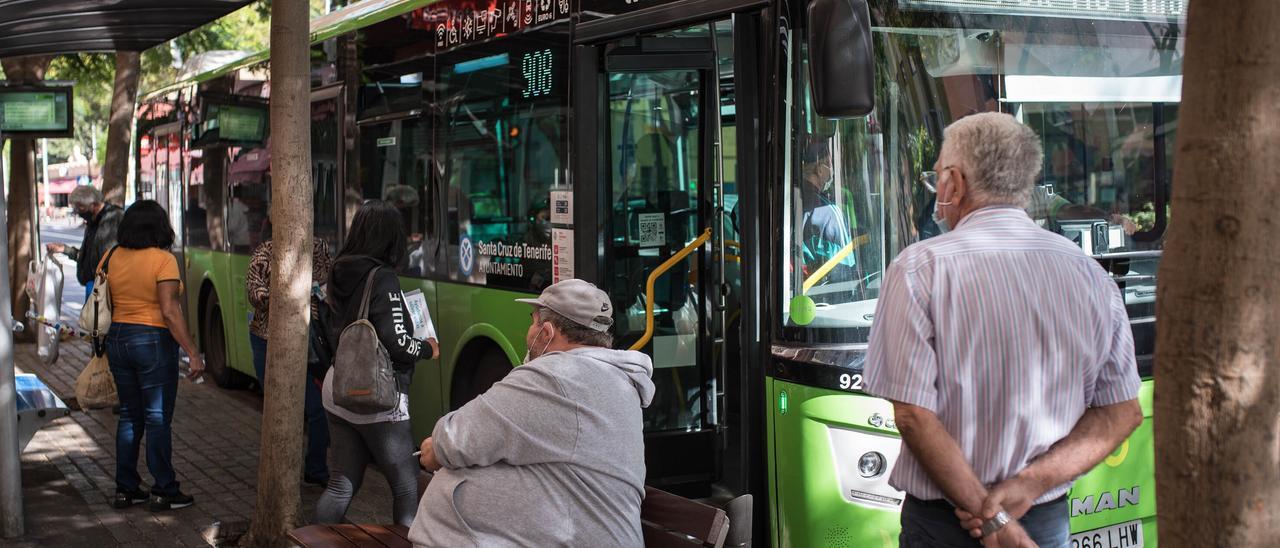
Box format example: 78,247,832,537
46,185,123,300
865,113,1144,548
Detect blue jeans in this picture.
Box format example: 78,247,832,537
250,333,330,479
84,280,93,302
900,495,1069,548
106,323,181,496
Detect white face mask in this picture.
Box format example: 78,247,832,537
522,324,554,364
933,198,952,233
933,171,955,233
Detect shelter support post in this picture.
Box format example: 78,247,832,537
0,130,25,537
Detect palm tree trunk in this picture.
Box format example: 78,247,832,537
242,1,314,545
102,51,140,206
1155,0,1280,544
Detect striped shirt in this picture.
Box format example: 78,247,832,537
864,206,1140,503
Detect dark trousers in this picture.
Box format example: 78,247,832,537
106,323,181,496
250,333,330,479
900,494,1070,548
314,414,419,526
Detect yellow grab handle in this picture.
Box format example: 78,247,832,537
629,228,713,351
801,234,870,294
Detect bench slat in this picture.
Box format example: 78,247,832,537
643,525,713,548
288,525,361,548
332,524,397,548
384,524,411,542
354,524,410,547
289,524,410,548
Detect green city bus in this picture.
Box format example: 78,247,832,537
134,0,1181,545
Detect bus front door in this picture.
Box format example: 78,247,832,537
593,24,738,498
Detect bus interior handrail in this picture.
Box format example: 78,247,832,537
801,234,871,294
629,227,713,351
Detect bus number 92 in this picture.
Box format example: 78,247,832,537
838,373,864,391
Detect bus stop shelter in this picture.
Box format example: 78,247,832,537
0,0,255,537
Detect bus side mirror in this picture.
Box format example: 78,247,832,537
806,0,875,118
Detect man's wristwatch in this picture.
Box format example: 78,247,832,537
979,511,1012,537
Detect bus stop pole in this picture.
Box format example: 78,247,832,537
0,130,25,538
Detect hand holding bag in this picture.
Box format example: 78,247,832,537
75,352,118,409
78,247,117,337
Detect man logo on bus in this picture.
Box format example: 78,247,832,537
460,235,475,276
1071,486,1140,516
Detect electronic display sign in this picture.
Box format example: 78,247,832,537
194,98,269,146
0,87,73,138
217,104,268,143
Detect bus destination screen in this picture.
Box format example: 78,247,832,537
0,89,72,136
218,104,268,143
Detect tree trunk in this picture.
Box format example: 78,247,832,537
243,1,313,546
1154,1,1280,545
1,55,53,343
103,51,140,206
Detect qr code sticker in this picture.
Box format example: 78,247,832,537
637,213,666,247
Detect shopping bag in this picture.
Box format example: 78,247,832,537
34,255,65,365
75,353,118,409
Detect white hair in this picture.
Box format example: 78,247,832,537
942,112,1043,207
69,185,104,208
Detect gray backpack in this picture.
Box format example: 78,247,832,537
331,267,397,414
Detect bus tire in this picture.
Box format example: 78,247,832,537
450,344,512,410
201,293,246,389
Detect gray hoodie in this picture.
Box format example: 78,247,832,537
409,346,656,548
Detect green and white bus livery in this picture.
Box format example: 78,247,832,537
133,0,1181,545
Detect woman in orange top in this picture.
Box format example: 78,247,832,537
100,200,204,512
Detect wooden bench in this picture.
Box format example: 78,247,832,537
288,524,409,547
288,485,730,548
641,486,730,548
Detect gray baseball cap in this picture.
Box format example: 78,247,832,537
515,279,614,332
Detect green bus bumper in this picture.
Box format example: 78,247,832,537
766,378,1157,547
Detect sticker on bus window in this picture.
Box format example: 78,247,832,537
550,190,572,225
552,228,574,283
637,213,665,247
377,137,396,147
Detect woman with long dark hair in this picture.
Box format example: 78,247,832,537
315,200,438,526
100,200,203,511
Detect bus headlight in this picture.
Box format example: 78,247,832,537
858,451,886,478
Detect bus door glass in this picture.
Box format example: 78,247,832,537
151,128,168,203
356,115,434,276
138,129,156,202
166,132,184,251
311,89,343,252
600,22,737,496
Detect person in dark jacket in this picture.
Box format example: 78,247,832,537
314,200,439,527
47,185,124,300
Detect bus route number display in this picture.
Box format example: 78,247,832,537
522,49,554,98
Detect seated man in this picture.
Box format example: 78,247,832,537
409,279,655,547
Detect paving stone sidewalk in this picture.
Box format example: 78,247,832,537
10,338,394,547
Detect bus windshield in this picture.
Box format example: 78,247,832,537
781,0,1184,345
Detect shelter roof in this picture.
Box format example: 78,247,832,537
0,0,255,57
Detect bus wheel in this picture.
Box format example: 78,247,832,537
202,295,245,389
450,345,512,410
